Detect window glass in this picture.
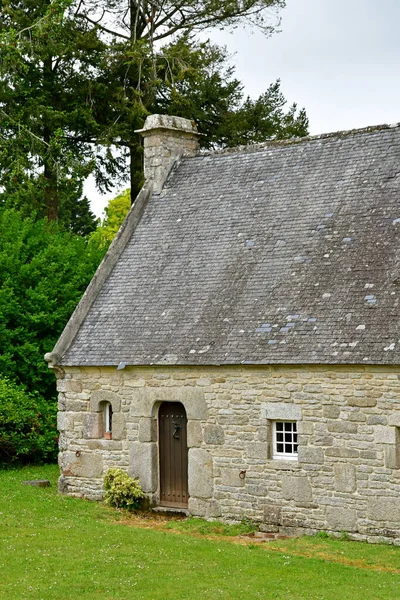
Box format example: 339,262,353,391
273,421,297,460
105,402,113,434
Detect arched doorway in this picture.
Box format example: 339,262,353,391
158,402,188,507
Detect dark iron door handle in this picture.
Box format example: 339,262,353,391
172,422,181,439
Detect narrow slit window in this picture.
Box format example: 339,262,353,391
273,421,298,460
105,402,113,435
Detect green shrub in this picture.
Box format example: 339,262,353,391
0,208,106,404
0,376,57,464
103,468,145,510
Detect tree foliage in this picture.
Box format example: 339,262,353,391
1,0,303,216
212,80,309,147
0,376,57,464
89,189,131,248
0,208,105,402
73,0,294,201
153,40,308,149
0,0,101,233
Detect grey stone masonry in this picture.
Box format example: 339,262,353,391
57,364,400,544
135,114,200,193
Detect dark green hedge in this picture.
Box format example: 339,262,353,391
0,376,57,464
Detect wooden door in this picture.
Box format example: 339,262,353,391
159,402,188,507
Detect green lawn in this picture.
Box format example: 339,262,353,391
1,465,400,599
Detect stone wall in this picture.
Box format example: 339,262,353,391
56,364,400,543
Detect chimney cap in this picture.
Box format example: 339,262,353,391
135,114,199,136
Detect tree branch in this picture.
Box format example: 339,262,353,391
149,1,279,41
75,13,130,39
0,108,50,148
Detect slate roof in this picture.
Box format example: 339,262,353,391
60,125,400,366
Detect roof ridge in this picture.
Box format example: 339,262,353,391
199,122,400,158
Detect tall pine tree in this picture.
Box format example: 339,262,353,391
1,1,307,220
0,0,102,233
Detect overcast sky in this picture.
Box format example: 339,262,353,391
88,0,400,217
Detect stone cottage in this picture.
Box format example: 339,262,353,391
46,115,400,541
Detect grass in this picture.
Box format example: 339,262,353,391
0,465,399,599
165,516,258,536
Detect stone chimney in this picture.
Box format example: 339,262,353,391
135,114,200,193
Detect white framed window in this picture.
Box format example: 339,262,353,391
273,421,298,460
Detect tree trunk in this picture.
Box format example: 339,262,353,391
129,143,144,204
129,1,145,205
43,56,58,221
43,153,58,222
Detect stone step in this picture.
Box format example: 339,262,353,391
22,480,51,488
152,506,189,517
